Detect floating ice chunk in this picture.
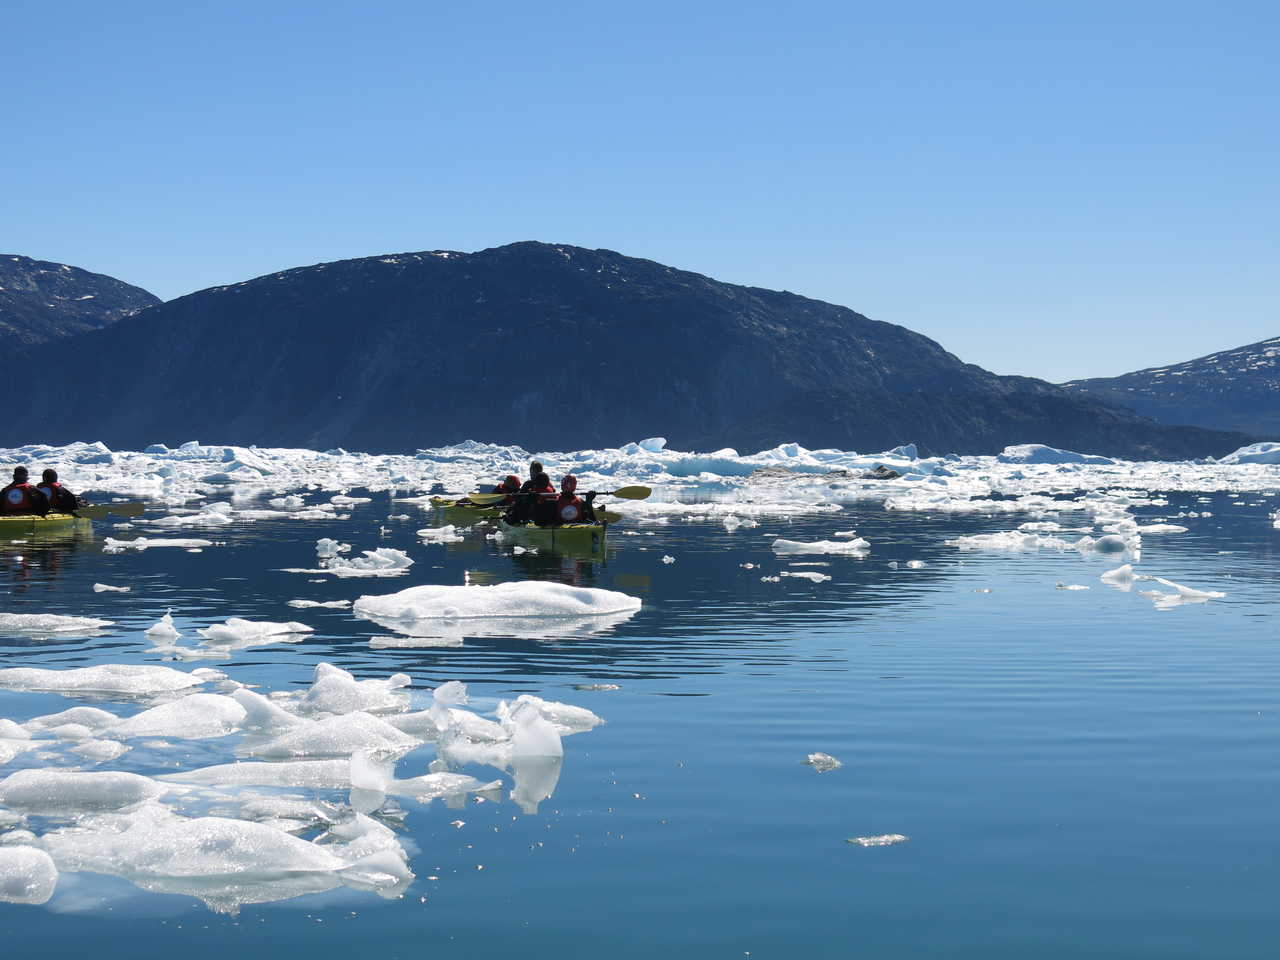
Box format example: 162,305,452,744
331,494,371,505
107,694,247,739
160,759,353,790
721,515,759,531
946,531,1075,551
146,610,181,640
772,538,869,556
574,683,620,691
269,495,307,510
662,555,675,564
244,712,419,760
1136,523,1189,534
0,847,57,904
997,444,1114,465
92,583,131,593
1100,564,1136,590
506,695,603,736
905,560,926,569
287,599,351,609
230,689,305,734
832,531,859,538
0,664,208,697
24,706,119,733
353,581,642,626
0,770,165,813
103,537,214,550
780,571,832,583
196,618,314,649
502,699,563,759
296,663,411,717
70,739,132,763
316,548,414,578
1219,441,1280,465
417,525,463,544
315,538,351,559
0,613,113,637
42,804,408,914
1056,582,1090,591
0,719,30,740
1146,576,1226,610
0,741,38,764
44,723,95,741
847,834,908,847
806,752,842,772
384,770,499,802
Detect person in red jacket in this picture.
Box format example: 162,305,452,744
551,475,596,526
490,475,521,503
0,467,50,516
36,469,80,514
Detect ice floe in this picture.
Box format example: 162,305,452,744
772,538,869,556
0,614,113,637
0,660,603,914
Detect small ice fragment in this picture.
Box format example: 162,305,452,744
573,683,620,691
780,571,831,583
905,560,926,569
662,555,675,564
316,538,351,559
806,752,842,772
287,599,352,609
93,583,131,593
0,613,113,636
1100,564,1135,590
417,525,463,544
0,847,57,904
1056,582,1090,591
0,770,165,813
146,610,180,640
847,834,908,847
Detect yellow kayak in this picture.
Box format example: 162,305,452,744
0,512,92,538
498,520,607,555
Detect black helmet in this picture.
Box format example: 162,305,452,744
42,469,57,483
12,467,27,482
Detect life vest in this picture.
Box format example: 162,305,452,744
556,495,584,523
3,483,36,513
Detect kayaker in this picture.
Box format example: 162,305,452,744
551,474,596,526
490,475,521,503
510,467,555,524
0,467,50,517
36,469,80,514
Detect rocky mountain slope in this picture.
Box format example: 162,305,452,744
0,255,160,349
1063,337,1280,438
8,242,1251,458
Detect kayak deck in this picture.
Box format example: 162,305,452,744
0,512,92,538
430,497,503,521
498,520,608,555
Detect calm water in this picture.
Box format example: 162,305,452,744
1,488,1278,958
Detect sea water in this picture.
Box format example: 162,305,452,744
0,461,1278,957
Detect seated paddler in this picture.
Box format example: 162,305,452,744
0,467,51,517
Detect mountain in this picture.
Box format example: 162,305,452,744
1063,338,1280,438
8,242,1252,458
0,255,160,349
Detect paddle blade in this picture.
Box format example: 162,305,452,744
79,501,146,519
599,510,623,524
465,492,508,505
610,485,652,501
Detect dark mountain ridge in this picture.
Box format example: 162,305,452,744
10,242,1251,458
0,255,160,349
1063,337,1280,438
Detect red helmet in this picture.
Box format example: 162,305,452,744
561,474,578,494
503,475,520,491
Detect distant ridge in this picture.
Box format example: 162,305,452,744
0,255,160,349
9,242,1252,459
1063,337,1280,438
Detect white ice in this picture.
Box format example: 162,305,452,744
772,538,870,556
0,613,113,636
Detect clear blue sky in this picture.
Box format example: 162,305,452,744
5,1,1276,381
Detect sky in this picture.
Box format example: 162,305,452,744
5,1,1276,382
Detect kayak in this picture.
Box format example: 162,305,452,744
0,512,92,538
498,520,607,554
429,497,503,522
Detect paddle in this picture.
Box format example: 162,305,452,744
77,501,146,520
464,485,652,506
